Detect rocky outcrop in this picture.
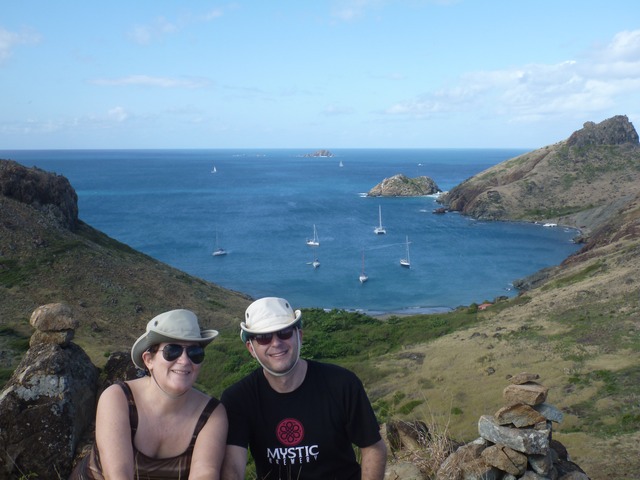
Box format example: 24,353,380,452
0,303,98,479
438,115,640,234
435,373,588,479
0,160,79,230
368,174,441,197
566,115,639,148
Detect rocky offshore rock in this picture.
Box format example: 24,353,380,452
368,174,441,197
0,159,79,230
304,149,334,157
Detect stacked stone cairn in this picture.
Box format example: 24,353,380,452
436,373,589,479
0,303,98,479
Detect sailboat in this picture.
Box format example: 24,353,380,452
306,224,320,246
212,231,227,256
374,205,386,235
211,166,217,173
400,236,411,268
359,250,368,283
312,257,320,269
339,160,344,167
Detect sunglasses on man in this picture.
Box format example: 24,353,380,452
249,326,297,346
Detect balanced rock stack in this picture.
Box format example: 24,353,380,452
29,302,79,346
436,372,589,479
0,303,98,479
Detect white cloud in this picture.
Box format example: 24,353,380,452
201,8,224,21
601,30,640,61
108,107,129,122
330,0,384,21
330,0,454,22
127,17,178,45
0,27,41,64
127,8,224,45
322,104,355,115
91,75,211,89
384,29,640,123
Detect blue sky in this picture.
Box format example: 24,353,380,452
2,1,640,150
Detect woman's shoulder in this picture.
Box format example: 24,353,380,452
99,381,131,401
191,388,219,409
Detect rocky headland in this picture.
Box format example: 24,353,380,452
438,115,640,235
367,174,441,197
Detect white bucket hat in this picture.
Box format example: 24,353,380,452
240,297,302,342
131,309,218,369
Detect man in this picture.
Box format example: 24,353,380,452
221,297,387,480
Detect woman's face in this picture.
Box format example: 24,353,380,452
144,342,203,394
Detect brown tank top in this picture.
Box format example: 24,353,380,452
69,382,219,480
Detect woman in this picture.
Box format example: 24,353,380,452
71,309,228,479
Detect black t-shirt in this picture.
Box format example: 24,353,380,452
221,360,382,480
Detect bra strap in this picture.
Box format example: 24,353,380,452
117,381,138,442
189,398,219,447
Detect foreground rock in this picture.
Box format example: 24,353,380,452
368,174,441,197
0,303,98,479
435,373,588,479
383,373,589,479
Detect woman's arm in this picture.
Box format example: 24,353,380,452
95,384,135,480
360,439,387,480
190,402,229,480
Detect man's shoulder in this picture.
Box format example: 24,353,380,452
221,367,261,402
307,359,360,382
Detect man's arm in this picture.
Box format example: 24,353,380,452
360,439,387,480
221,444,249,480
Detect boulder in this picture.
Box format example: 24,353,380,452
0,303,98,479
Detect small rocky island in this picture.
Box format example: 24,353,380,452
367,174,441,197
303,149,334,157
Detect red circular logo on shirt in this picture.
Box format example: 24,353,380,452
276,418,304,446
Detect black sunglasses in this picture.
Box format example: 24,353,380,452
250,326,297,346
161,344,206,364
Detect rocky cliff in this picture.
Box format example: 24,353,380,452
0,160,79,230
368,174,441,197
0,160,251,367
439,115,640,235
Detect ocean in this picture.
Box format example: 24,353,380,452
2,148,581,315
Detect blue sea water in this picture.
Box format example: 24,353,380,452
2,148,581,314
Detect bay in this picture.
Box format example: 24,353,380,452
1,148,581,315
